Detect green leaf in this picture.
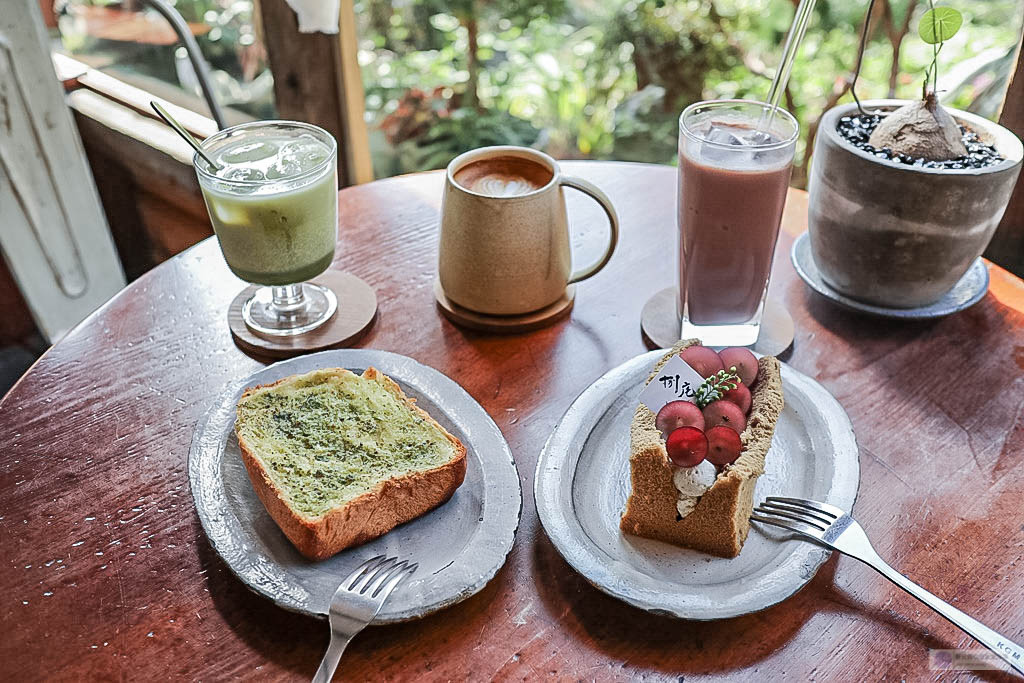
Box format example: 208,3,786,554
919,7,963,45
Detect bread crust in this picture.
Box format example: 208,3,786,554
620,340,784,557
236,367,467,561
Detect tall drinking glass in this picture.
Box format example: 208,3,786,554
678,100,798,347
194,121,339,336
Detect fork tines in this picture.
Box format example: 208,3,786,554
345,554,418,598
751,496,844,538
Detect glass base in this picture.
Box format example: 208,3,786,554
242,282,337,337
680,300,764,348
680,318,760,348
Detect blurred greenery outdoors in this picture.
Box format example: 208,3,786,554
356,0,1023,184
59,0,1023,186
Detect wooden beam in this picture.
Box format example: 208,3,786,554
257,0,374,186
337,0,374,182
69,88,199,166
52,52,246,139
986,32,1024,277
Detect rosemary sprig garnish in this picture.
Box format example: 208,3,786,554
694,367,740,408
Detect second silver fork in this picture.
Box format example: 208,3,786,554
753,496,1024,677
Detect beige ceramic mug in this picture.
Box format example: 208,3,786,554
439,146,619,315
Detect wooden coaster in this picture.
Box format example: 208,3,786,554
640,287,794,358
229,270,377,359
434,278,575,333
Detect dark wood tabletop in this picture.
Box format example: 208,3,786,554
3,162,1024,681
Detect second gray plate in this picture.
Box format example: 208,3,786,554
535,349,860,620
189,349,521,622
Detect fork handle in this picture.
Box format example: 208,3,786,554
311,633,354,683
860,551,1024,676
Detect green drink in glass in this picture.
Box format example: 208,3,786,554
194,121,338,336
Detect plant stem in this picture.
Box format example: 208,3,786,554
926,0,938,97
851,0,879,116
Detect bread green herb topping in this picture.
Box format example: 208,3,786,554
236,369,457,518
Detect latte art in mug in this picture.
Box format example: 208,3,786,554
452,156,553,197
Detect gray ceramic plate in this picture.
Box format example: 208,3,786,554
189,349,521,622
791,231,989,319
534,350,859,620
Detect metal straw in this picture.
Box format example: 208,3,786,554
150,101,220,171
760,0,818,132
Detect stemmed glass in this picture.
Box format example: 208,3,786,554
193,121,339,336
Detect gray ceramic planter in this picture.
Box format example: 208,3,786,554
807,99,1023,308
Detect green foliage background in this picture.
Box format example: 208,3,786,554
57,0,1024,185
355,0,1023,184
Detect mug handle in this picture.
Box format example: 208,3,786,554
560,176,620,284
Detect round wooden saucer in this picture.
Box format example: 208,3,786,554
640,287,794,357
229,270,377,359
434,278,575,333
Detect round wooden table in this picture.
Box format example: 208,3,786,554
3,162,1024,681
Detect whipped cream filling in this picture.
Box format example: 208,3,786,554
673,460,718,518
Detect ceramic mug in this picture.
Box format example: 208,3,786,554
439,146,619,315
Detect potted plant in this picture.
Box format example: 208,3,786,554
807,2,1023,308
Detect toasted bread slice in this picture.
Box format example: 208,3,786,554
235,367,467,560
620,340,784,557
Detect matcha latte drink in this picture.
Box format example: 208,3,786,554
194,121,338,336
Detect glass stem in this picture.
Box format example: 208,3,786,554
270,284,307,316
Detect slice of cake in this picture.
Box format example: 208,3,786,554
235,367,466,560
620,340,783,557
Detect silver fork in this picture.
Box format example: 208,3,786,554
311,555,418,683
752,496,1024,676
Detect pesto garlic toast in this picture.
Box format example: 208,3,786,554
235,367,466,560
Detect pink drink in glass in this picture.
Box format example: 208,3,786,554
677,100,798,347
